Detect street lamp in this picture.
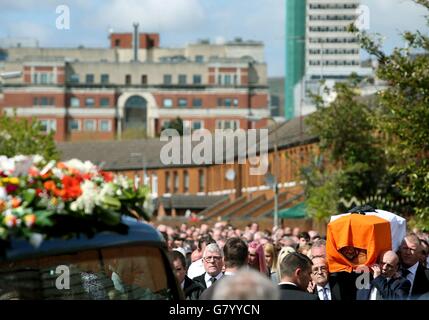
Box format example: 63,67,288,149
130,152,147,188
247,112,283,229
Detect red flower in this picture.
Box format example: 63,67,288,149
61,176,82,200
5,184,18,193
101,171,113,182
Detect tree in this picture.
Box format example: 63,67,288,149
0,114,59,160
304,0,429,228
161,117,184,136
354,0,429,229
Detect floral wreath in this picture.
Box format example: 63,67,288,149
0,155,152,247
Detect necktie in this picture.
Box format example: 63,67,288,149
322,287,329,300
402,268,410,277
210,277,217,285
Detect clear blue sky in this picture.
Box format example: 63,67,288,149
0,0,428,77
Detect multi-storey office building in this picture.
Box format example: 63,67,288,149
0,29,270,142
285,0,373,118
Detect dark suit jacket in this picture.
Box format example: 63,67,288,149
410,263,429,299
279,283,319,300
356,276,411,300
183,276,205,300
192,273,208,289
313,276,342,300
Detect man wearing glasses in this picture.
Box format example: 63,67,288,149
398,234,429,299
310,257,341,300
192,243,224,298
357,250,410,300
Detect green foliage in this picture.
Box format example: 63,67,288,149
161,117,184,136
0,114,58,160
304,0,429,228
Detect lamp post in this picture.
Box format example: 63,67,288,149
130,152,147,187
247,113,282,229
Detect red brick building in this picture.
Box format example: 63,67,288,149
0,29,270,141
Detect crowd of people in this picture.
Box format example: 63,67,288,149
155,221,429,300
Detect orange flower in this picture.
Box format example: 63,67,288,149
0,200,6,212
24,214,36,227
61,176,82,200
11,197,21,208
44,180,57,192
101,171,113,182
57,162,67,169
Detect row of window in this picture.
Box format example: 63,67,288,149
70,97,110,108
309,37,358,43
38,119,112,133
309,60,360,66
161,120,240,131
165,170,205,193
309,26,348,32
33,97,55,106
68,119,112,132
309,15,357,21
309,49,359,55
162,97,239,108
163,74,202,85
32,72,55,84
309,4,358,10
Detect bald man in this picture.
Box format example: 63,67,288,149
357,250,411,300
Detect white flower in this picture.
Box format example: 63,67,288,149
52,167,64,179
72,180,99,214
32,155,44,164
64,159,98,174
0,156,15,175
95,183,115,206
0,187,6,200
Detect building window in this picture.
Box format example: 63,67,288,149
233,75,238,85
192,98,202,108
163,74,172,85
68,119,81,132
195,55,204,63
184,171,189,193
178,98,187,107
178,74,187,85
165,172,171,193
192,120,203,130
233,98,239,107
198,170,205,193
217,75,222,85
69,74,79,84
216,120,239,130
101,74,109,84
163,98,173,108
40,73,48,84
83,119,96,131
173,171,179,193
100,98,110,107
193,74,202,84
125,74,132,85
141,75,147,85
34,97,54,106
70,97,80,108
85,98,95,107
224,98,232,107
99,120,111,132
224,75,232,85
86,74,94,84
115,39,120,47
39,119,56,133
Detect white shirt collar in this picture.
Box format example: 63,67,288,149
204,272,223,287
408,261,419,275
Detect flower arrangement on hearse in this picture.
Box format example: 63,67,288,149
0,155,151,245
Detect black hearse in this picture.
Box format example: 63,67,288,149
0,217,182,300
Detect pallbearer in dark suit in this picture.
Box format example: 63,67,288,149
356,250,410,300
311,257,341,300
278,252,319,300
398,234,429,299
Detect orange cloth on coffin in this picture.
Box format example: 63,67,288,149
326,214,392,273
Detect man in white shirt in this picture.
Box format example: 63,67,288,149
187,234,215,279
311,257,338,300
398,234,429,298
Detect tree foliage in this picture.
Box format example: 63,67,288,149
0,114,58,160
304,1,429,228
